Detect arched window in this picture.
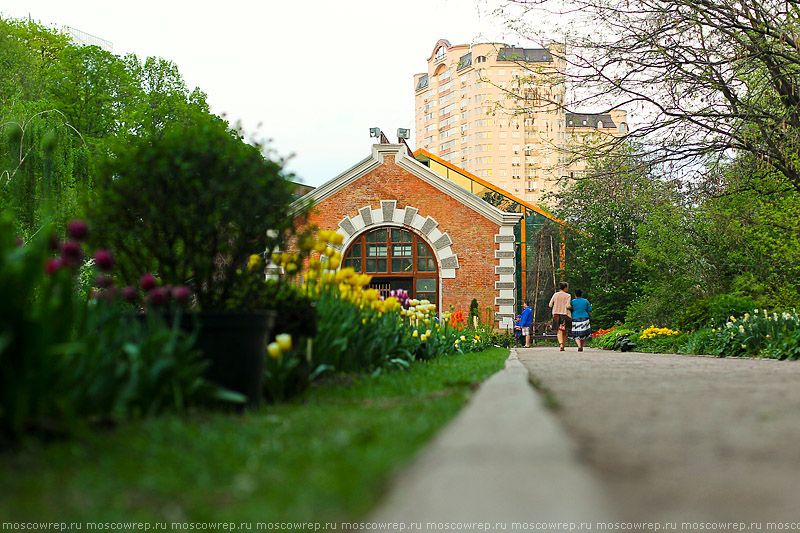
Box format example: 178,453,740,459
435,46,446,61
476,55,487,63
343,227,438,302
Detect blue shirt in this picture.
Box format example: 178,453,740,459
520,306,533,327
570,298,592,320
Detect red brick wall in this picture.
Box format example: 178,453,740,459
294,156,500,320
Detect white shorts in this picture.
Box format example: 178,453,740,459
522,327,530,336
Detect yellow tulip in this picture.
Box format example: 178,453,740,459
267,342,282,360
330,232,345,245
247,254,263,272
313,241,327,254
327,257,341,270
413,330,419,337
318,230,332,242
276,333,292,352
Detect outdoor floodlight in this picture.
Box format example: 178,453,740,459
397,128,410,139
369,127,381,138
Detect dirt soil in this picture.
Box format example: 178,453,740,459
518,347,800,524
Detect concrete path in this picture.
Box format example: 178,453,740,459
518,347,800,524
368,346,800,530
367,348,613,528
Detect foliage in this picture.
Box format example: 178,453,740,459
678,328,716,356
676,293,761,332
0,347,509,521
0,16,215,240
712,309,800,360
593,328,637,350
552,144,657,328
88,113,295,310
0,215,233,444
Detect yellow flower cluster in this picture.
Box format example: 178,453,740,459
267,333,292,360
639,326,681,340
401,298,437,326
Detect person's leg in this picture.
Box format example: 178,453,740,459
557,329,565,350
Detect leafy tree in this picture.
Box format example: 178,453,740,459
552,145,656,327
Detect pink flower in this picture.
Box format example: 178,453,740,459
61,241,83,265
94,248,115,271
122,286,139,303
140,273,158,292
67,220,89,241
147,287,169,307
172,285,191,304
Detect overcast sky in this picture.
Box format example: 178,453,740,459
1,0,535,187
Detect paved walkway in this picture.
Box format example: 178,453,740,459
368,346,800,529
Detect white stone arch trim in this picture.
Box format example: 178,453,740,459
334,201,459,306
335,201,459,277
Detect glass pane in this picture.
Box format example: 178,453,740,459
392,244,412,257
377,258,387,272
391,228,401,242
402,230,412,242
375,228,387,242
417,258,426,272
427,258,436,271
391,258,401,272
366,259,376,273
417,242,429,256
352,258,362,272
366,232,376,243
402,258,413,272
416,278,436,293
418,292,437,304
367,244,387,257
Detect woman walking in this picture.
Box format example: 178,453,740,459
569,289,592,352
548,281,572,351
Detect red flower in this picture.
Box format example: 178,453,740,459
94,248,115,271
67,219,89,241
140,273,158,292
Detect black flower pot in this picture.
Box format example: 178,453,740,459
181,311,275,408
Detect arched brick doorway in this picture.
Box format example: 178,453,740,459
343,227,439,303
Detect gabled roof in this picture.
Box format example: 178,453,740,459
290,144,522,227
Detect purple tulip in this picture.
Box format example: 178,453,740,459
147,287,169,307
61,241,83,265
94,248,115,271
67,219,89,241
140,273,158,292
172,285,191,304
122,286,139,303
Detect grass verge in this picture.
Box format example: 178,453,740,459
0,347,509,523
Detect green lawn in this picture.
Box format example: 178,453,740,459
0,347,509,523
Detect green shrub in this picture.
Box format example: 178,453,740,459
679,328,716,355
89,113,295,310
594,328,637,349
676,293,760,331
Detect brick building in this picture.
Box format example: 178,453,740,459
290,143,522,328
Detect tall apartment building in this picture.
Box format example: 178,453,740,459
414,39,627,203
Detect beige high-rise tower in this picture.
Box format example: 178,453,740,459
414,39,628,203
